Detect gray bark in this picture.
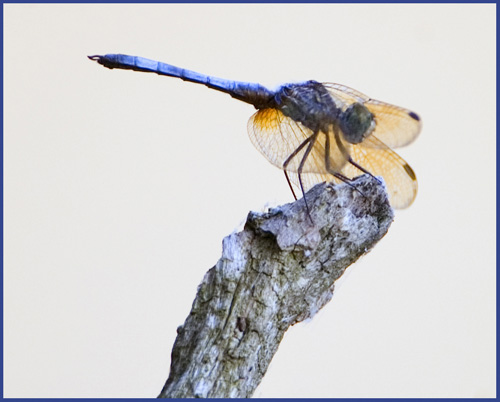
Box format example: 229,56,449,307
158,175,394,398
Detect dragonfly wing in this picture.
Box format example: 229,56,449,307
323,83,421,149
247,108,349,175
297,135,417,209
323,82,371,103
249,106,417,209
362,100,421,148
338,135,418,209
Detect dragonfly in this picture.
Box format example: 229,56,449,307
89,54,421,210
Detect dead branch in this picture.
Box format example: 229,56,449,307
158,175,394,398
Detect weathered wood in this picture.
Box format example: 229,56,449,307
158,175,394,398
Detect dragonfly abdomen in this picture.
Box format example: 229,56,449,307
88,54,275,109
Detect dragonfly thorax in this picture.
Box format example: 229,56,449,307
275,81,339,133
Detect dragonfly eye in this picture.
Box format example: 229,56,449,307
339,103,374,144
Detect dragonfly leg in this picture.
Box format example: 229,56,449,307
282,135,314,171
295,132,320,223
324,130,369,199
347,157,382,185
333,129,382,186
282,135,314,202
284,171,298,201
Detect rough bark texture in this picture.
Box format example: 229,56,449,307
158,175,394,398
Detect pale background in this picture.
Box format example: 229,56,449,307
3,4,495,398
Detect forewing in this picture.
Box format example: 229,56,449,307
324,83,422,149
248,108,348,175
323,82,371,104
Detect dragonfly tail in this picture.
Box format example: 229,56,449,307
88,54,274,109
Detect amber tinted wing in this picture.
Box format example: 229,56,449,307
323,83,421,149
287,136,417,209
334,135,417,208
247,108,349,174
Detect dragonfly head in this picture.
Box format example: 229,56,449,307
339,102,375,144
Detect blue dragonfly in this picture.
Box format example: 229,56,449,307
89,54,421,210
